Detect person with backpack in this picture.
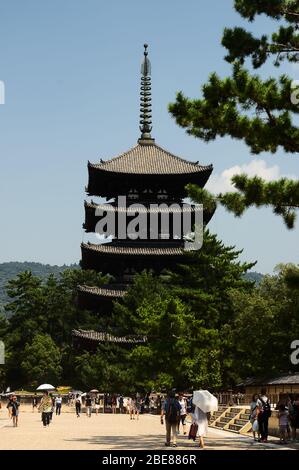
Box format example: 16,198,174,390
257,388,271,442
7,394,20,427
160,390,181,447
75,394,82,418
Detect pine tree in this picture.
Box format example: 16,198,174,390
169,0,299,225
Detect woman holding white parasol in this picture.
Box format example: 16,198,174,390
190,390,218,448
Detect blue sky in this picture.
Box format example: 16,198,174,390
0,0,298,273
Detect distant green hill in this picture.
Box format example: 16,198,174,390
244,271,264,285
0,262,78,314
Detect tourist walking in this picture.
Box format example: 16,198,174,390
135,396,142,420
85,394,92,417
249,393,261,441
111,394,117,414
38,391,53,427
156,395,162,414
129,397,136,420
178,394,187,435
75,394,81,417
249,394,260,441
119,395,124,414
277,398,289,444
190,404,208,449
7,395,20,427
289,394,299,441
32,393,38,412
257,389,271,443
161,391,181,447
94,396,100,415
55,395,62,415
49,393,55,422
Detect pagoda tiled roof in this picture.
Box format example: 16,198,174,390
88,141,212,176
72,329,147,344
81,243,184,256
84,200,196,213
78,284,126,298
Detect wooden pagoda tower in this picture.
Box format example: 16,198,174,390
74,45,214,345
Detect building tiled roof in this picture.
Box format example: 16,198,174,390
237,373,299,387
78,285,126,298
85,200,196,213
81,243,184,256
88,142,212,175
72,329,147,344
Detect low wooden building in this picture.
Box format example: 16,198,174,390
238,373,299,397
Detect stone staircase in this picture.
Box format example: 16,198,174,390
209,405,227,424
209,406,252,435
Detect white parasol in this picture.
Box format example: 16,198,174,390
192,390,218,413
36,384,55,391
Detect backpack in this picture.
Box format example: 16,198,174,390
259,397,272,417
166,399,180,424
186,397,193,413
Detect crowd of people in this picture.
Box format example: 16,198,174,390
160,391,208,448
2,388,299,448
249,389,299,444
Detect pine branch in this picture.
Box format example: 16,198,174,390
169,64,299,154
187,176,299,229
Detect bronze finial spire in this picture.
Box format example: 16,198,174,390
139,44,154,143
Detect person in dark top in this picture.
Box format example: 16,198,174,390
32,393,38,412
49,393,55,422
75,394,81,418
7,395,20,427
119,395,124,414
289,394,299,441
257,388,272,443
85,394,92,417
111,395,117,414
161,391,181,447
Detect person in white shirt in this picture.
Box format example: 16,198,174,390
177,394,187,435
55,395,62,416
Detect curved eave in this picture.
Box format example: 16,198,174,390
83,200,215,233
78,284,127,298
86,164,213,198
81,243,185,256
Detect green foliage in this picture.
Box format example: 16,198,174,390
74,345,133,393
169,0,299,225
231,264,299,379
223,0,299,68
0,262,78,314
187,174,299,228
110,231,254,391
169,64,299,154
0,257,295,392
2,268,108,389
284,264,299,289
21,334,63,389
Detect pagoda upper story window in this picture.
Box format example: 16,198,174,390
128,189,139,200
157,189,168,200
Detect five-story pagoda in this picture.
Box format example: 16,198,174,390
75,45,214,341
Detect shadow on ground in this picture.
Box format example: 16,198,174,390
64,433,202,450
